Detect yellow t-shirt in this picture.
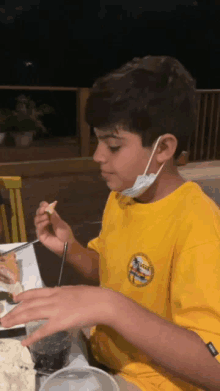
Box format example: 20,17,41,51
87,181,220,391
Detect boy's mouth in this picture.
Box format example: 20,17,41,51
101,171,114,177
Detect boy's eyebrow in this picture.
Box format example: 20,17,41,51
95,133,124,140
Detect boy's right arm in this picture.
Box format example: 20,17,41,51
34,202,100,285
66,242,100,285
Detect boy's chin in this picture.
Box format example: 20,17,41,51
106,183,119,191
104,179,120,191
104,177,132,193
106,182,127,193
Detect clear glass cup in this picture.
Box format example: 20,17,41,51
26,320,72,375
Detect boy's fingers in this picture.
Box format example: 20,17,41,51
21,322,56,348
34,217,50,229
34,222,51,236
49,210,62,224
35,215,50,224
36,207,49,217
36,202,50,216
39,201,49,208
14,287,57,302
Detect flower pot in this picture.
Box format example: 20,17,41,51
13,131,35,147
0,133,6,145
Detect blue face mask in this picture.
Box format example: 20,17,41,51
121,136,165,198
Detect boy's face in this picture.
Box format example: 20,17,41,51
93,128,153,193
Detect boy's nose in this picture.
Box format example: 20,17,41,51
93,144,108,164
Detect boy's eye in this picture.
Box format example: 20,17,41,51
109,146,121,153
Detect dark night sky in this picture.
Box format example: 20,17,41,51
0,0,219,89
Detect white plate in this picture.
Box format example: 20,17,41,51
0,243,44,330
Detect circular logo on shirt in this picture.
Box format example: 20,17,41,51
127,253,154,287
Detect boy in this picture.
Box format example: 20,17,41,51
1,56,220,391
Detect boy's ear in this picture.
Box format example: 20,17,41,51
176,151,189,166
157,134,177,163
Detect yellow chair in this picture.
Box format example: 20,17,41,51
0,176,27,243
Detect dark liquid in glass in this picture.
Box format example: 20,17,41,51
32,347,70,373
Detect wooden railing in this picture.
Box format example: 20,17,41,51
0,86,220,162
192,90,220,161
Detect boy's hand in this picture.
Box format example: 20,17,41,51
34,201,76,256
0,286,114,347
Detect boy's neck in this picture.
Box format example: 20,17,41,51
134,165,186,204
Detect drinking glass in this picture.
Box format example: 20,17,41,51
26,320,72,374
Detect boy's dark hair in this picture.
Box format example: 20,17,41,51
85,55,198,161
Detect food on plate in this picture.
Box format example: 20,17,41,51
0,339,36,390
0,280,23,300
0,251,23,305
0,281,24,321
0,300,6,316
0,252,20,284
45,200,58,215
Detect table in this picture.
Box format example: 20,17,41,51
0,243,89,390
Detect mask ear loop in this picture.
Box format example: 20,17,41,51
143,136,164,176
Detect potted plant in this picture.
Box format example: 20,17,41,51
0,108,11,145
3,95,54,147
